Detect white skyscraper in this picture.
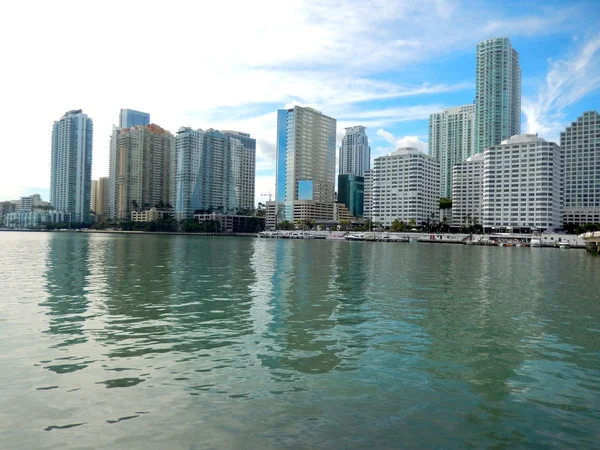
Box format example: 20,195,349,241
451,153,484,228
429,104,475,198
482,134,562,232
275,106,337,221
365,148,440,227
561,111,600,225
339,126,370,176
475,37,521,153
50,109,93,224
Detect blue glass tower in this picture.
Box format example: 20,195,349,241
119,109,150,129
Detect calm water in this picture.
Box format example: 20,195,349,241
1,232,599,449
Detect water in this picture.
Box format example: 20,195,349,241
1,232,599,449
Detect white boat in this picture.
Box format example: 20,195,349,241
530,237,541,247
558,242,570,249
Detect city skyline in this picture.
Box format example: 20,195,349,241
1,1,600,203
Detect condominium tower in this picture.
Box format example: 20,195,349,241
109,124,175,220
482,134,562,232
174,128,255,221
275,106,337,221
561,111,600,225
429,104,476,198
91,177,109,221
119,109,150,129
451,153,483,228
50,109,93,224
475,37,521,153
365,147,440,227
339,126,370,176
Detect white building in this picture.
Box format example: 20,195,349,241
339,126,370,177
50,109,93,223
365,148,440,227
475,37,521,153
363,170,372,219
561,111,600,225
452,153,484,228
4,211,70,228
482,134,562,232
429,104,475,198
275,106,337,222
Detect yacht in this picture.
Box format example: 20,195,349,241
530,237,541,247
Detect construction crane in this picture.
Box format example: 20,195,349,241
261,191,274,202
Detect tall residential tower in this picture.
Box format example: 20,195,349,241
429,104,475,198
339,126,370,176
275,106,337,222
119,109,150,129
50,109,93,224
475,37,521,153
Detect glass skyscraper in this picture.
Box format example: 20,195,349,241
337,174,364,218
274,106,337,221
119,109,150,129
475,37,521,153
50,109,93,224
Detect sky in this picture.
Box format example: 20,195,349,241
1,0,599,204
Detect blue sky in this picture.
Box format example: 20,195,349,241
1,0,599,203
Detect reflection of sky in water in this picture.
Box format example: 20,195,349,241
0,233,599,449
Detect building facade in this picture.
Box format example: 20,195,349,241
452,153,484,228
3,211,70,228
339,126,370,177
119,109,150,129
110,124,175,221
337,174,364,218
275,106,337,222
50,109,93,224
365,148,440,227
91,177,109,221
561,111,600,225
475,37,521,153
482,134,562,232
174,128,253,221
429,104,475,198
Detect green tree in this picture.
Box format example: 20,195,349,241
391,219,405,232
408,218,417,229
439,198,452,210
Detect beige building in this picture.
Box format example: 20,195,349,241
110,124,176,221
131,207,171,222
91,177,109,221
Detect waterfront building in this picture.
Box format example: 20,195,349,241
365,148,440,227
561,111,600,225
339,126,370,177
91,177,109,221
475,37,521,153
193,213,265,233
0,201,16,226
110,124,175,221
174,128,253,221
3,211,70,228
18,196,33,212
275,106,337,222
337,174,364,218
452,153,484,228
119,109,150,129
50,110,93,224
429,104,476,198
363,170,372,220
131,207,171,222
334,203,353,222
482,134,562,232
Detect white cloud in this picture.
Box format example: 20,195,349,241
376,129,428,156
523,33,600,141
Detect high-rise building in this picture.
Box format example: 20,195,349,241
275,106,337,221
119,109,150,129
50,109,93,224
429,104,475,198
110,124,175,221
339,126,370,177
561,111,600,225
337,174,364,218
482,134,562,232
174,128,254,221
91,177,109,221
365,148,440,227
222,130,256,212
451,153,484,228
475,37,521,153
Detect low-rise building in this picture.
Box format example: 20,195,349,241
3,211,70,228
193,213,265,233
131,208,171,222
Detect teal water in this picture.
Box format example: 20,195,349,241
1,232,599,449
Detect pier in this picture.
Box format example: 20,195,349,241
580,231,600,255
